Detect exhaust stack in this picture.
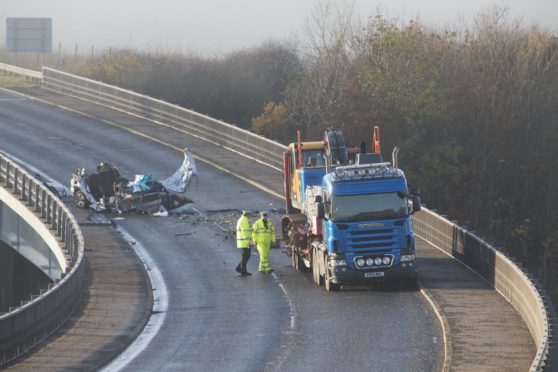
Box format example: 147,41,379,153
392,147,399,169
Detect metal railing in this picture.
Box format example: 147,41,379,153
0,153,85,367
414,208,555,371
41,67,284,169
0,62,42,81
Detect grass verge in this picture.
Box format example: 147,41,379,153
0,74,39,88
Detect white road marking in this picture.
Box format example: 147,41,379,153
100,226,169,371
273,272,297,331
269,271,298,371
212,211,298,371
0,153,169,370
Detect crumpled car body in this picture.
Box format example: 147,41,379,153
70,149,197,214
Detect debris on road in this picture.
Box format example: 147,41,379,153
70,149,197,215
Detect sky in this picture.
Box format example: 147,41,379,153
1,0,557,56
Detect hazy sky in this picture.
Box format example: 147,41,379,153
1,0,557,55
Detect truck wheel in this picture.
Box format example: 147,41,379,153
324,256,340,292
74,191,89,209
292,251,301,272
312,245,323,286
292,251,307,273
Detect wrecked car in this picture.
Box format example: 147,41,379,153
70,149,197,214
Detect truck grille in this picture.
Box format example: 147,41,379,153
346,228,397,252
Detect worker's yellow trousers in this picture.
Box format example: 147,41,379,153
256,244,272,272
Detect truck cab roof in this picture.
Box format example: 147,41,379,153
323,164,407,195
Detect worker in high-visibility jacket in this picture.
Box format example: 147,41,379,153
235,210,253,276
252,211,276,273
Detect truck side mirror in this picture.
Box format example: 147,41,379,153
316,202,325,219
412,194,421,213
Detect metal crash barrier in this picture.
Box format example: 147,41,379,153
41,67,284,170
0,153,85,367
0,62,42,82
414,208,555,371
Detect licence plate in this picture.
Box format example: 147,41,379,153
365,271,384,278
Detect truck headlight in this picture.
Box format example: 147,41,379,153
365,257,374,266
356,258,365,267
330,259,347,267
400,254,415,262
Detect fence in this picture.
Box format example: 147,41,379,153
414,208,555,371
0,153,85,367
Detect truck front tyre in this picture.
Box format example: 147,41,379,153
324,256,340,292
312,245,323,286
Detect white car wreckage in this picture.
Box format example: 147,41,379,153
70,149,197,214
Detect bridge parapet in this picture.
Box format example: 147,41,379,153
414,208,555,371
41,67,285,170
0,152,85,367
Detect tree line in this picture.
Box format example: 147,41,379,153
1,5,557,307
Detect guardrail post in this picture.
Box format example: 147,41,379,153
34,184,40,211
4,162,10,187
41,189,46,217
56,209,62,236
65,221,71,249
71,231,77,261
60,214,66,242
27,178,34,206
13,167,19,194
51,203,57,231
46,195,52,224
21,174,27,201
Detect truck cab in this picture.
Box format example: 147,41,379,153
318,162,419,286
284,141,326,213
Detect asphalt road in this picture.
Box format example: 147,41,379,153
0,89,443,371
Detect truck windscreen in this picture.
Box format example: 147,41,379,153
330,192,409,222
301,150,325,167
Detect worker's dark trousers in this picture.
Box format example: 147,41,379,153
236,247,251,273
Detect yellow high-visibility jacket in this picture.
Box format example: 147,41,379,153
252,218,276,247
236,215,252,248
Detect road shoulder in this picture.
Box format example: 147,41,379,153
6,207,152,371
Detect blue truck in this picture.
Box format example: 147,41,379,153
281,127,421,291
